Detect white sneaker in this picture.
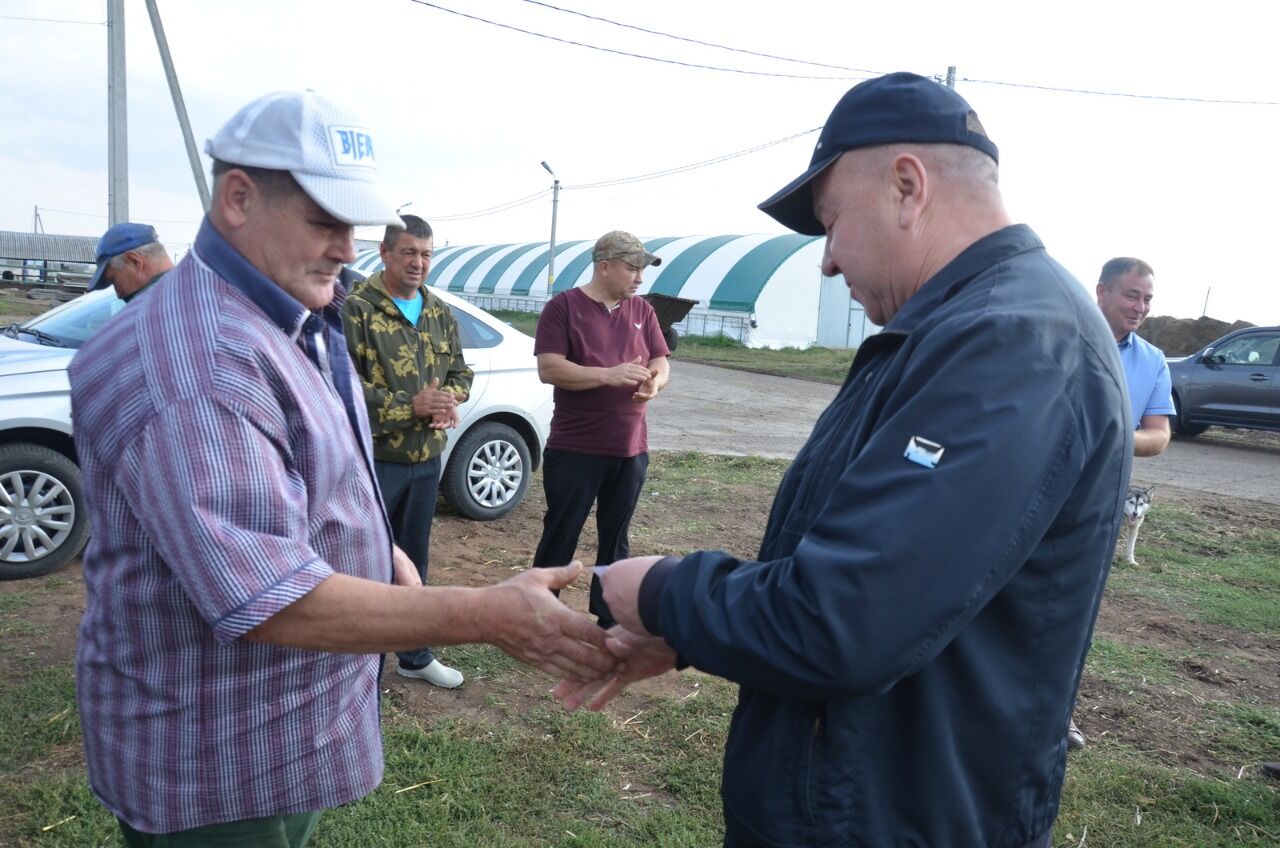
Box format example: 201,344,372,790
397,659,464,689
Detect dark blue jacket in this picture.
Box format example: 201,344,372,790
641,225,1132,847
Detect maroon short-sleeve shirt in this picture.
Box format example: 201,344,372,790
534,287,669,457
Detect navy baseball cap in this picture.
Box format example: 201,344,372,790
758,72,1000,235
88,222,160,291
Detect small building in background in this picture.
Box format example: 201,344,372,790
350,234,880,349
0,231,98,288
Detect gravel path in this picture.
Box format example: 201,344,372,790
648,360,1280,505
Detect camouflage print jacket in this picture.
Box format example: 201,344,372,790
341,271,474,464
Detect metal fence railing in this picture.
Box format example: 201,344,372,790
458,293,754,344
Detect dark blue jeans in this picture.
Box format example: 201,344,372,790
374,456,441,669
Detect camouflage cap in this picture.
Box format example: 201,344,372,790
592,230,662,267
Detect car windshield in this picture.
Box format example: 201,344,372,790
6,289,125,349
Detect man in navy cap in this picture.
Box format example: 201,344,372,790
87,222,174,302
564,72,1131,847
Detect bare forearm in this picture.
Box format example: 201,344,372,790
538,359,613,391
651,356,670,391
246,567,621,680
1133,416,1171,457
247,574,495,653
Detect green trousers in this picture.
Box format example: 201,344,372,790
117,810,322,848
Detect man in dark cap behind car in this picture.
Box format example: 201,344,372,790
86,222,174,301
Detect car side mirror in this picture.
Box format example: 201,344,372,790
1198,346,1217,364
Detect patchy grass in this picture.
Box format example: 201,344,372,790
1107,504,1280,635
1057,749,1280,847
1085,638,1181,686
0,294,53,323
673,335,855,384
1,454,1278,846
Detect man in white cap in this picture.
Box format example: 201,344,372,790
68,90,616,846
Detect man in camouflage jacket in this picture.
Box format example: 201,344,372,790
342,215,473,688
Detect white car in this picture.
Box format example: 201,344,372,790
0,284,552,580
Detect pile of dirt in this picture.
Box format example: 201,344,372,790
1138,315,1254,356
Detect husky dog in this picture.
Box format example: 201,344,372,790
1121,485,1153,565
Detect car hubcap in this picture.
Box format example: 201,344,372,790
0,470,76,563
466,439,524,509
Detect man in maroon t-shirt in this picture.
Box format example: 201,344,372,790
532,230,671,627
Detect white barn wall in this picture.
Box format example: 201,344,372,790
349,235,872,350
750,239,826,349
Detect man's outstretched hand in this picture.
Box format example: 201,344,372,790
487,562,620,681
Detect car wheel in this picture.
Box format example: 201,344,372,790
441,421,532,520
1172,393,1207,437
0,443,90,580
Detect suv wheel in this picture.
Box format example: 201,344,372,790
0,443,90,580
1172,393,1208,437
441,422,532,520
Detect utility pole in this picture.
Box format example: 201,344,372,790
1201,287,1211,318
144,0,210,212
32,206,44,234
541,161,560,298
107,0,129,225
945,66,957,88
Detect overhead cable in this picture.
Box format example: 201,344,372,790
398,125,818,221
423,189,552,222
517,0,880,74
962,76,1279,106
410,1,1275,105
565,126,820,190
0,14,104,25
405,0,866,80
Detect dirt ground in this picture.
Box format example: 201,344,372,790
3,360,1278,784
5,459,1278,784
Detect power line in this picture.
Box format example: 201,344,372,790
414,2,1276,106
961,75,1278,106
517,0,880,74
566,126,820,190
37,207,202,225
0,14,104,25
394,125,818,222
405,0,865,80
424,189,552,222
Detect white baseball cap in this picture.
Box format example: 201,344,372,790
204,90,403,227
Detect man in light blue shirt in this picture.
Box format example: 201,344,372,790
1097,257,1174,457
1069,256,1174,751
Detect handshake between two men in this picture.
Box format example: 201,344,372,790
459,552,677,708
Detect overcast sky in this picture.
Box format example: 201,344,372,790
2,0,1277,324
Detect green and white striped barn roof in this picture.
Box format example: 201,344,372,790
350,234,824,314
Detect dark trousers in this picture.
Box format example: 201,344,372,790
118,810,322,847
533,449,649,628
374,456,441,669
724,826,1051,847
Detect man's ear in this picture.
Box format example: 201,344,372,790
124,250,147,273
214,169,256,229
891,153,928,228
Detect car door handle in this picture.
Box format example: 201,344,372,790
1248,373,1269,381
